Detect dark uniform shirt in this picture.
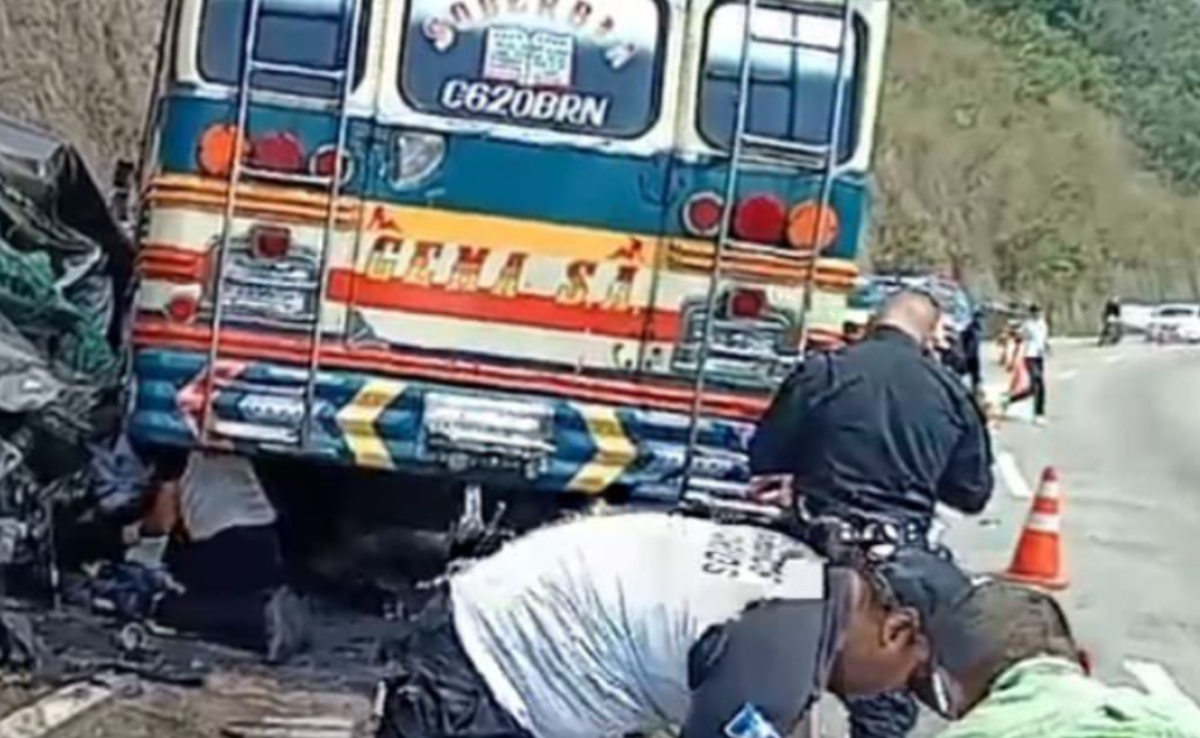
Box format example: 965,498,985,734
749,326,994,526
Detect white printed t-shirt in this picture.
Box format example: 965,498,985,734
1021,318,1049,359
449,512,831,738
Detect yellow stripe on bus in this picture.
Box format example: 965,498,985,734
568,405,638,494
336,379,408,469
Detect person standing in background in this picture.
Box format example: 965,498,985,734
1007,305,1049,426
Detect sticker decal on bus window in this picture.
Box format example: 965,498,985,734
484,28,530,81
483,28,575,87
527,32,574,87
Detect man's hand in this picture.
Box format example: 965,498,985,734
748,474,796,509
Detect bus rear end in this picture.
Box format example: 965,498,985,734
130,0,888,507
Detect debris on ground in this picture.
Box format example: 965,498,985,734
0,677,116,738
222,715,358,738
1,672,372,738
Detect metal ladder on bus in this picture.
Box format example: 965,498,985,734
201,0,364,450
679,0,855,511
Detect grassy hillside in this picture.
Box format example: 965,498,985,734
876,0,1200,329
1,1,1197,331
0,1,161,185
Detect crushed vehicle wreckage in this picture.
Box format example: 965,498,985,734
0,113,132,602
0,117,454,730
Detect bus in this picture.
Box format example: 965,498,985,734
128,0,890,517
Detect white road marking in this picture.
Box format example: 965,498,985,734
1055,369,1079,381
1123,660,1194,703
995,450,1033,500
1104,354,1125,365
0,681,114,738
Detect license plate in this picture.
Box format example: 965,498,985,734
224,283,308,317
422,392,554,459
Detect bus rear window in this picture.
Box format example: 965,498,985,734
399,0,666,138
199,0,371,97
699,4,864,160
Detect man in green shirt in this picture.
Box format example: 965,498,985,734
919,580,1200,738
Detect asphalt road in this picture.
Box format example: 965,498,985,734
8,336,1200,736
943,337,1200,697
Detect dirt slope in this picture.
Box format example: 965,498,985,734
0,0,162,185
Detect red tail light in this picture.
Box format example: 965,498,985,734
167,294,199,323
251,225,291,259
310,145,352,182
728,287,767,319
249,131,306,172
683,192,724,237
733,195,787,244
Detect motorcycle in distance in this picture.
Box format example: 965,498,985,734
1098,316,1123,346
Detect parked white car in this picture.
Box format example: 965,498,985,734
1113,302,1154,334
1147,303,1200,343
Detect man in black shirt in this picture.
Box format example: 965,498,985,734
1100,296,1122,345
748,289,994,738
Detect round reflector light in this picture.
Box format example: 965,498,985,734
733,195,787,244
197,124,251,178
729,288,767,319
683,192,724,237
167,294,199,323
250,131,306,172
787,201,840,251
251,225,291,259
310,145,353,183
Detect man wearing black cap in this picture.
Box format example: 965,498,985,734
375,511,971,738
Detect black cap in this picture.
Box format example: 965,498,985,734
874,549,974,712
876,547,973,629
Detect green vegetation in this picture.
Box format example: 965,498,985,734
873,0,1200,330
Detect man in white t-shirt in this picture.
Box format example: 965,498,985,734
136,449,309,662
1007,304,1050,425
376,511,973,738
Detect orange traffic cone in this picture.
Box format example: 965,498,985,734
1001,466,1068,589
1004,338,1024,373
